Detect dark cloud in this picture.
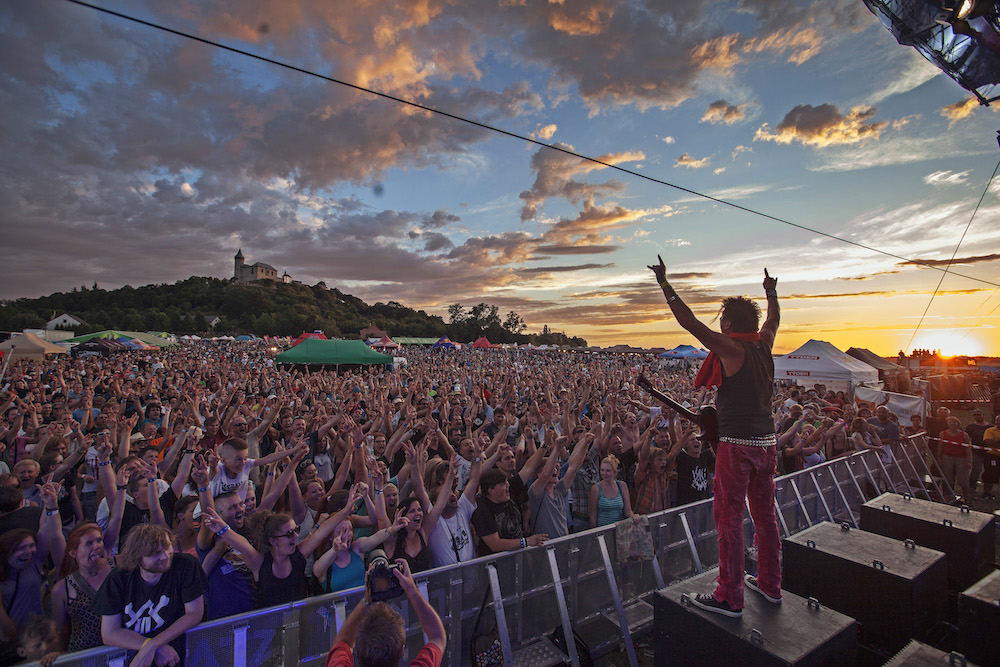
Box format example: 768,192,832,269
517,263,614,275
898,254,1000,267
701,99,747,125
755,103,887,147
534,244,621,255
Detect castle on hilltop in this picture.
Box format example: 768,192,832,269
233,249,291,285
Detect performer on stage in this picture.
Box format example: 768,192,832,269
649,256,781,618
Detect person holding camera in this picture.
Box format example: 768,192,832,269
325,558,445,667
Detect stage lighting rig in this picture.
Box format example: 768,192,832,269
862,0,1000,105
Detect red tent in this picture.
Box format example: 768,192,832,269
471,337,493,349
291,331,328,347
370,335,399,350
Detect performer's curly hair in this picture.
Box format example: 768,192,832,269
720,296,761,333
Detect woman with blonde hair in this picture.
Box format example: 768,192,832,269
589,455,635,528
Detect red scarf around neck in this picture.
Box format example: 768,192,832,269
694,332,761,389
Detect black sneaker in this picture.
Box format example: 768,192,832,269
744,575,782,604
689,592,742,618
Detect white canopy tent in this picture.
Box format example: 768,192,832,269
774,339,880,395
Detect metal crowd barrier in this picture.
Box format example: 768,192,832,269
38,443,933,667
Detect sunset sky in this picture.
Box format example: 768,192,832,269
2,0,999,356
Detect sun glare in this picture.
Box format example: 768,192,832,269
913,333,983,358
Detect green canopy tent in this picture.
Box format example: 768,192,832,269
275,338,393,369
63,330,175,348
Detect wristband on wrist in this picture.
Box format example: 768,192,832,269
96,460,112,467
197,486,209,493
658,279,671,290
765,288,778,298
374,488,382,494
520,537,527,548
45,505,58,512
117,484,127,490
215,525,230,537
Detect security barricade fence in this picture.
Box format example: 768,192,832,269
35,444,935,667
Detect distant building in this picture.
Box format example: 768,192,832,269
234,249,282,284
47,313,87,330
360,323,388,340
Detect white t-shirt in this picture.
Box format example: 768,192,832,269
209,459,255,500
428,495,477,568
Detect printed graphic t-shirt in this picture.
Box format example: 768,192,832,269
93,553,208,657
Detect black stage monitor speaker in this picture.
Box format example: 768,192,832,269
654,567,856,666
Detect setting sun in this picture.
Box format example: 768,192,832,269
910,333,985,358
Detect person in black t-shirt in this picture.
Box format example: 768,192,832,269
118,462,178,549
471,469,548,556
93,524,207,667
674,430,715,506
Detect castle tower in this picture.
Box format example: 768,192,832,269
234,248,245,280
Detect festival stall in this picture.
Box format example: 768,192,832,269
369,335,400,350
470,337,493,349
63,330,174,348
774,339,880,396
275,338,393,369
0,332,69,361
846,347,910,392
431,336,456,351
290,331,328,347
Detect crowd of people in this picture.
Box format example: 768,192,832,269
0,341,996,665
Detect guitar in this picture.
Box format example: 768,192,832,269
636,373,719,450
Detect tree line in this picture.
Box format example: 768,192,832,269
0,278,587,347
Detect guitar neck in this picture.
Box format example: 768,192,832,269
638,378,699,423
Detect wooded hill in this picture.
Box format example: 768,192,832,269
0,277,587,347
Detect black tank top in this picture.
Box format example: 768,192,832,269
717,340,775,438
393,530,431,573
257,551,308,608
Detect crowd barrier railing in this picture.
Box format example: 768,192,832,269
37,444,932,667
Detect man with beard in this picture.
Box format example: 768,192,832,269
94,524,207,667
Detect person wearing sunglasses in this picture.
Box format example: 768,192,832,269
202,483,367,609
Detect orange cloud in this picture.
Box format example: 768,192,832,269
743,26,824,65
519,143,643,221
940,97,978,124
675,153,711,168
690,33,742,73
755,104,887,147
701,99,748,125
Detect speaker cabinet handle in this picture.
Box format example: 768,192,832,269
872,560,885,570
960,505,970,514
882,505,892,511
902,492,912,500
943,519,953,527
806,539,816,548
903,539,916,550
807,597,821,611
749,629,764,646
948,652,968,666
840,522,851,532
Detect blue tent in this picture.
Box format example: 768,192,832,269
659,344,708,359
431,336,455,350
235,335,255,341
116,337,144,350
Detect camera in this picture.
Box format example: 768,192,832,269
366,549,404,602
